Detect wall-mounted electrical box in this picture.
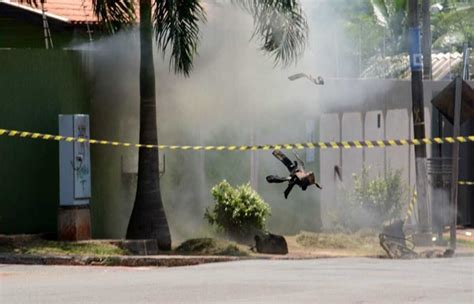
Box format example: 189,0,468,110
59,114,91,206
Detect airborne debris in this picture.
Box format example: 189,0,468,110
266,150,322,199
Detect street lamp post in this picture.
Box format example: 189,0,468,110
287,72,324,231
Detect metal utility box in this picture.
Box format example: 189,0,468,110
59,114,91,206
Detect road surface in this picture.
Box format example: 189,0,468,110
1,257,473,303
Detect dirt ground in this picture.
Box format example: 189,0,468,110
280,228,474,259
283,236,384,258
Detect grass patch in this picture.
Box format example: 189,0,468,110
295,230,382,255
1,241,128,256
0,245,14,253
458,239,474,248
175,238,249,256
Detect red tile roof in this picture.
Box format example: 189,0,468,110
8,0,97,24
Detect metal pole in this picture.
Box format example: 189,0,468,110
422,0,432,80
408,0,432,245
250,125,258,190
335,29,339,77
462,43,470,80
358,23,362,77
450,77,462,250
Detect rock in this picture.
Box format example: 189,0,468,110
254,233,288,255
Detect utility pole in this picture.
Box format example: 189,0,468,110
449,77,462,250
422,0,432,80
408,0,432,245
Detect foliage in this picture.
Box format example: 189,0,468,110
91,0,308,245
204,180,271,242
367,0,474,53
352,167,406,221
232,0,308,66
370,0,408,54
331,167,408,231
0,241,129,256
432,0,474,51
330,0,473,78
94,0,309,75
457,239,474,248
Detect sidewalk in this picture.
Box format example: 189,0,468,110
1,232,473,267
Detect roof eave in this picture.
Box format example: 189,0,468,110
0,0,70,24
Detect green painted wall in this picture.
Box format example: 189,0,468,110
0,15,82,49
0,49,90,234
0,12,97,49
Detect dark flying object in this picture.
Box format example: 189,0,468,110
266,150,322,199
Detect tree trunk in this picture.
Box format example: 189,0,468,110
126,0,171,250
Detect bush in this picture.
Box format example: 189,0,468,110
204,180,271,242
175,238,248,256
353,167,405,219
335,167,408,231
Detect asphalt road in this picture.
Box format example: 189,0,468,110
1,257,473,303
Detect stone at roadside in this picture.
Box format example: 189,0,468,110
255,233,288,255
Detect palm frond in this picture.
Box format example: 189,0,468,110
393,0,407,13
154,0,207,76
232,0,308,66
17,0,38,5
370,0,389,27
92,0,136,33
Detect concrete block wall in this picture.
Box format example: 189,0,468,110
318,80,440,228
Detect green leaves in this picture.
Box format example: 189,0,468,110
92,0,136,33
93,0,308,74
205,180,271,241
329,166,409,231
233,0,309,66
432,2,474,50
17,0,39,5
369,0,408,54
351,167,407,225
154,0,207,76
370,0,390,27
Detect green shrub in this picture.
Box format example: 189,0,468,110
353,167,405,219
204,180,271,242
335,167,408,231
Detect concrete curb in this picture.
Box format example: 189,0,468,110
0,253,354,267
0,252,472,267
0,253,242,267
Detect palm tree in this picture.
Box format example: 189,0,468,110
370,0,409,55
370,0,473,54
431,0,474,50
92,0,308,250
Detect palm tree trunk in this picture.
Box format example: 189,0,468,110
126,0,171,250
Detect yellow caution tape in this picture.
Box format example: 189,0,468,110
1,128,474,151
405,181,473,221
405,189,417,222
